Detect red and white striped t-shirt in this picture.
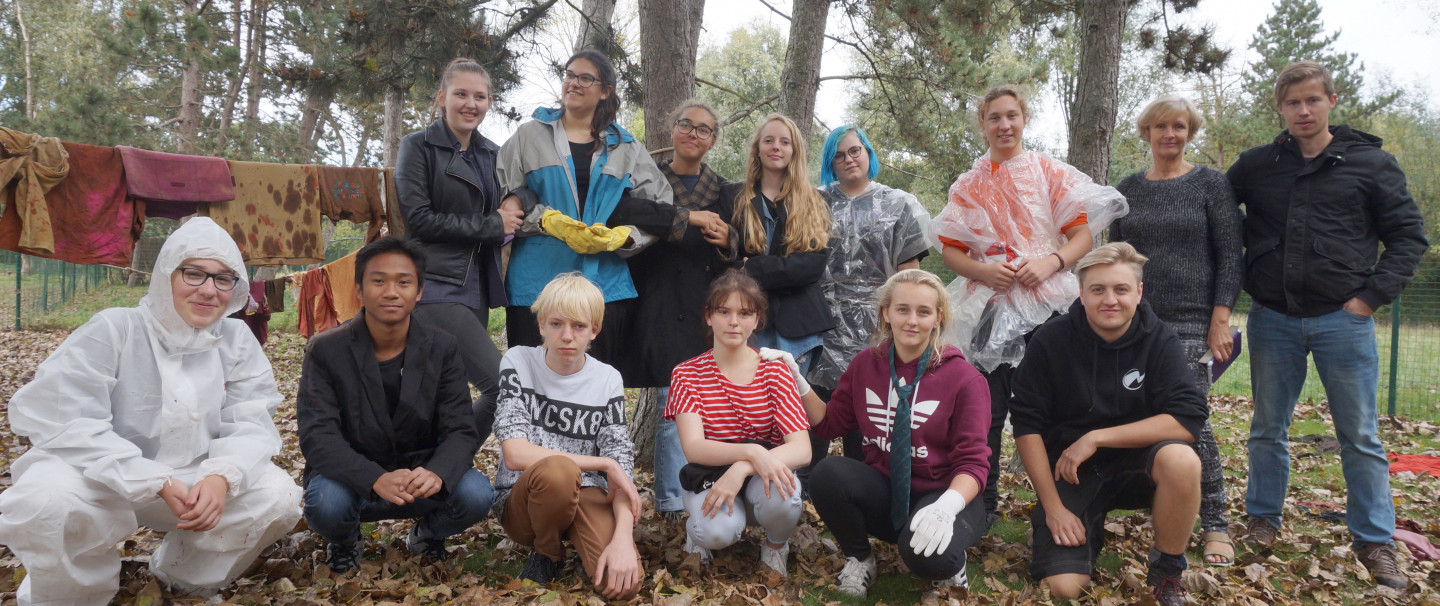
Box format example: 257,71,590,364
663,350,810,446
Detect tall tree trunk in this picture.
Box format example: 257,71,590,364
217,0,253,149
628,389,660,472
572,0,618,53
177,0,204,153
778,0,830,142
297,88,334,161
15,0,33,121
382,85,406,168
1066,0,1127,184
638,0,704,155
243,0,266,151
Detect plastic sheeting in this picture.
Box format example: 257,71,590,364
930,151,1128,372
810,183,932,389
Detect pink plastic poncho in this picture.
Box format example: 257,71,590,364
929,150,1128,371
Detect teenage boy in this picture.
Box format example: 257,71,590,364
492,273,642,600
299,237,492,573
1010,242,1207,606
1227,60,1426,589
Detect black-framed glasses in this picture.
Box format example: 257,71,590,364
176,266,239,291
834,145,866,162
562,70,600,88
674,119,716,141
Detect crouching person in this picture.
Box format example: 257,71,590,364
494,273,642,600
0,218,302,605
299,237,491,573
1010,243,1206,605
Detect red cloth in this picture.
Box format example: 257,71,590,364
231,281,271,345
118,146,234,220
296,268,338,338
663,350,809,447
0,142,142,265
1388,452,1440,477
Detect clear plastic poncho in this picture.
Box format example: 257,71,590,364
809,183,932,389
929,151,1128,372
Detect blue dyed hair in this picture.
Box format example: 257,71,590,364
819,125,880,186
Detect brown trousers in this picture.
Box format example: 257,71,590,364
501,456,620,587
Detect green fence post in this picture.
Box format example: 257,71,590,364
1388,295,1401,417
41,259,49,311
14,254,21,331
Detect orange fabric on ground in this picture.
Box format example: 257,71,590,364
1388,452,1440,477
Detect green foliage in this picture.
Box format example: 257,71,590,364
694,22,789,182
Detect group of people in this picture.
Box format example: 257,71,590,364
0,50,1425,606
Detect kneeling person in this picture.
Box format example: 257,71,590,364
299,237,492,573
1010,242,1206,605
0,218,303,605
494,273,642,600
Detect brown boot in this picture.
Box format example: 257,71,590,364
1356,542,1407,589
1244,517,1279,549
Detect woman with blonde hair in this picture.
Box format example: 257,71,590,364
1110,93,1242,566
769,269,990,596
727,113,834,378
930,84,1128,523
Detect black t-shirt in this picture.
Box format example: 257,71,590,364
569,141,594,216
677,173,701,193
378,349,406,417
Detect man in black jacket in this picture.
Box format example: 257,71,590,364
1011,243,1207,606
299,237,491,574
1227,60,1426,589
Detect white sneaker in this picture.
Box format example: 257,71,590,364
760,541,790,577
932,564,968,589
682,533,712,563
837,555,878,597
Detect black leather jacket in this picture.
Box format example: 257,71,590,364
1227,125,1428,317
395,120,508,306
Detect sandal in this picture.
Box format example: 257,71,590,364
1202,531,1235,567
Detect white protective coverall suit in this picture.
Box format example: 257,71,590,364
0,217,302,605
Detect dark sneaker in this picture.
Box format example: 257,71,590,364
406,524,449,564
325,541,362,574
1245,517,1279,549
519,552,560,585
1147,568,1187,606
1356,542,1407,589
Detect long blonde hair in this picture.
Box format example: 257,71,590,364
871,269,951,370
733,114,831,255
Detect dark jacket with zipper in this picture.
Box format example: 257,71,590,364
297,311,479,497
728,183,838,338
1009,299,1208,468
1226,125,1427,317
395,119,508,307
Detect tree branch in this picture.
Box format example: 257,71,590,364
496,0,561,45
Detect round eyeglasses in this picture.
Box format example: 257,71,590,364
176,266,240,291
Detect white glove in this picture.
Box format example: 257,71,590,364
758,347,810,396
908,489,966,557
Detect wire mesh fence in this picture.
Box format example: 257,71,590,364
0,252,131,331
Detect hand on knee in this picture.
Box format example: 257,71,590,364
1044,573,1090,600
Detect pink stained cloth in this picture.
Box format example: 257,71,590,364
118,146,235,219
0,142,142,265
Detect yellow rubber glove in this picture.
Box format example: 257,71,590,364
540,209,632,254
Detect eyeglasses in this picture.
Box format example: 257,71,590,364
674,119,716,141
833,145,866,162
562,70,600,88
176,266,239,291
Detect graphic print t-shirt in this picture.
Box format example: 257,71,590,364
492,346,634,510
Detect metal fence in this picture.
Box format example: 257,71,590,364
0,252,128,331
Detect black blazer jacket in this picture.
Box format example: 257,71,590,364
298,311,479,497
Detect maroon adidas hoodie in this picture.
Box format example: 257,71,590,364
812,342,992,493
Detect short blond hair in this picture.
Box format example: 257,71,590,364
1075,242,1148,284
1136,94,1204,141
530,272,605,329
872,269,951,366
1274,60,1335,107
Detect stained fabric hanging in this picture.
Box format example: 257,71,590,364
118,146,235,219
203,161,324,266
0,141,142,265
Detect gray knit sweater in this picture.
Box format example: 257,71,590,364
1111,166,1243,339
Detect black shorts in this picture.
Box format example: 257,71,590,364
1029,440,1194,580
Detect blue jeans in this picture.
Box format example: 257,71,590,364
1245,304,1394,546
304,469,494,546
654,386,685,513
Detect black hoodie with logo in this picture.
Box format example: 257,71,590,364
1009,299,1208,468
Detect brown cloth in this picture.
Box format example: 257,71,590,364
326,249,362,323
382,167,406,238
0,142,141,265
500,456,632,599
296,268,338,338
316,165,384,242
264,277,287,313
204,160,323,266
0,126,70,255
